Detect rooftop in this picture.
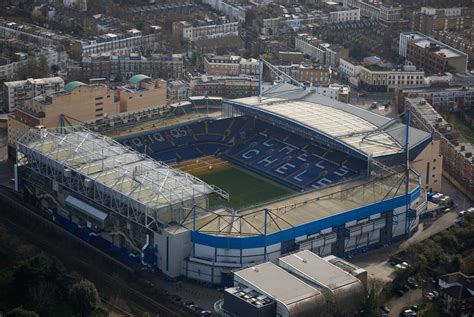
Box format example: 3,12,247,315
17,127,216,222
234,262,322,307
64,81,87,92
279,250,362,291
4,77,64,88
128,74,151,85
403,32,468,59
187,172,419,236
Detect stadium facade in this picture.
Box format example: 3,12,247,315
14,84,432,285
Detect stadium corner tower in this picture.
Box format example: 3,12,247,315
14,84,432,285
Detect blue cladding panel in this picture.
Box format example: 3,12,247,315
192,186,421,249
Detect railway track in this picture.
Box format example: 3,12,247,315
0,186,180,317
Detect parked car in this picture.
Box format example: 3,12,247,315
408,279,419,289
411,304,419,311
402,309,417,317
380,306,390,313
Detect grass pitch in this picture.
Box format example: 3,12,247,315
197,166,294,210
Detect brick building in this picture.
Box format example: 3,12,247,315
399,32,468,75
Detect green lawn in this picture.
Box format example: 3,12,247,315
443,112,474,144
198,166,294,210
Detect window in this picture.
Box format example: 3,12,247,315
95,102,103,106
95,96,103,100
96,108,103,112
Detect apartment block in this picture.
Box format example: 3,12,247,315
329,7,360,23
399,32,468,75
295,34,348,67
172,20,239,42
203,55,259,77
4,77,64,112
0,20,69,47
404,97,474,199
396,86,474,113
274,63,331,85
70,28,162,61
67,53,184,82
116,75,167,113
7,82,117,147
439,272,474,317
412,7,472,35
340,57,425,92
190,76,258,99
167,80,191,103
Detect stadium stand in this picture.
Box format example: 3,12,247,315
118,116,366,190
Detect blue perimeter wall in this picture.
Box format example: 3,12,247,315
191,185,421,249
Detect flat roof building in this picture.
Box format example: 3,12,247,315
278,250,364,315
233,262,326,317
399,32,468,75
4,77,64,112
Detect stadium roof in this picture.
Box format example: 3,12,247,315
17,127,216,221
232,86,431,158
64,81,86,92
128,74,151,84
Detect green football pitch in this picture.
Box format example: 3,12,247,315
197,166,294,210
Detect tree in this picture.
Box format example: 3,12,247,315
37,56,50,78
69,280,100,317
11,255,69,314
360,278,384,317
5,307,39,317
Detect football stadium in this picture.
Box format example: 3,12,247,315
14,83,432,285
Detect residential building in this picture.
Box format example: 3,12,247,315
70,28,162,61
439,272,474,317
67,53,184,82
4,77,64,112
167,80,191,103
340,57,425,92
278,51,304,64
399,32,468,75
412,7,472,35
172,20,239,42
63,0,87,11
274,63,331,85
117,75,167,113
313,84,351,103
0,20,69,47
404,97,473,199
396,86,474,113
0,48,68,80
7,82,117,147
295,34,348,67
203,55,259,77
340,1,407,27
201,0,249,23
190,75,258,99
329,7,360,23
435,30,474,66
342,0,380,20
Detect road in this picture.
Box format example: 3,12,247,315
351,203,461,283
387,289,422,317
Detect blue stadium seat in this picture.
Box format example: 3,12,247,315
116,116,367,191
